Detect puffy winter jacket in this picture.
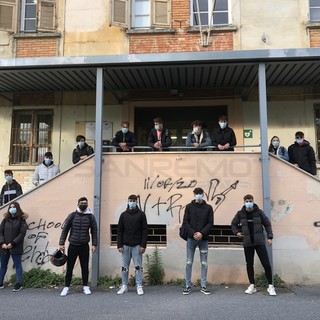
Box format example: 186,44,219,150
212,126,237,151
72,143,94,164
32,162,60,185
0,180,23,206
59,208,98,246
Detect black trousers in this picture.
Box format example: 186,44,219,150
65,243,89,287
244,245,273,285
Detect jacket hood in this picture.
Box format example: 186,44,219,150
294,140,310,147
241,203,260,213
76,207,92,214
190,199,208,205
126,206,140,213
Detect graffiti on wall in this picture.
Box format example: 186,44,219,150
23,218,62,266
140,176,239,222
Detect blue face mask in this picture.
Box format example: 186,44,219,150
195,194,203,202
219,122,227,129
128,201,137,209
121,128,128,134
9,207,17,216
44,158,52,166
5,176,13,183
245,202,254,209
296,139,303,144
78,141,85,148
272,141,280,148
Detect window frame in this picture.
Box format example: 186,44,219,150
10,109,54,165
310,0,320,22
190,0,229,27
0,0,18,32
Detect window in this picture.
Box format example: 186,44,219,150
191,0,228,26
111,224,167,245
209,225,242,246
20,0,56,32
10,110,53,165
310,0,320,21
0,0,17,32
110,0,171,29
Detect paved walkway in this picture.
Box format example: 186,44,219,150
1,284,319,320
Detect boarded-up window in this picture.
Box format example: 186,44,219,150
37,0,56,32
110,0,129,27
152,0,170,27
0,0,17,32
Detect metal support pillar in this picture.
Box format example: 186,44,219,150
258,63,273,270
91,68,104,286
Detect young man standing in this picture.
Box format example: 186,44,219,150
0,170,23,207
72,135,94,164
117,195,148,295
231,194,276,296
147,117,172,151
111,121,137,152
182,188,213,295
59,197,98,296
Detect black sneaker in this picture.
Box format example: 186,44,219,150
0,283,4,289
183,287,191,295
12,283,22,292
200,287,211,295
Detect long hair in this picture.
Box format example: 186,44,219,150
268,136,280,152
4,201,27,220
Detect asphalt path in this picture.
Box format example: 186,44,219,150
0,285,319,320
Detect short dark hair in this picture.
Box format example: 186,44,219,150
121,121,129,127
4,170,13,175
76,135,86,142
218,115,227,122
243,194,254,201
193,187,204,195
153,117,163,124
191,120,202,127
78,197,88,204
295,131,304,138
44,152,53,158
128,194,138,201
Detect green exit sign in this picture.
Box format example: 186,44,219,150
243,129,253,138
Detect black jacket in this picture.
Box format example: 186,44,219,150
0,180,23,206
183,200,214,240
72,143,94,164
117,206,148,248
0,215,28,255
147,128,172,150
59,209,98,246
111,130,137,149
212,126,237,151
231,204,273,247
288,140,317,175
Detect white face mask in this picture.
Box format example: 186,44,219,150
78,141,85,148
192,127,200,134
219,122,227,129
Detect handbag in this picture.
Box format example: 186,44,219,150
179,224,188,241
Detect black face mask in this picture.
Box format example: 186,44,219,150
79,204,88,212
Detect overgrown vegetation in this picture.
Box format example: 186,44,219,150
167,278,185,286
97,275,121,288
144,246,165,285
255,273,286,288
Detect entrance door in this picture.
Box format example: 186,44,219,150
134,106,227,146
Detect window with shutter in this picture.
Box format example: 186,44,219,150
152,0,170,27
37,0,56,32
110,0,129,27
0,0,17,32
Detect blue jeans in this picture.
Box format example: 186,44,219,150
185,238,208,288
121,245,143,286
0,253,23,285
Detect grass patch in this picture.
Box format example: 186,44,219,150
255,273,286,288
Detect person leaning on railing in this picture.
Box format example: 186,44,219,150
212,115,237,151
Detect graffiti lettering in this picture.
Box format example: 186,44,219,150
144,175,197,192
28,218,61,231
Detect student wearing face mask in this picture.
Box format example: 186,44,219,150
288,131,317,176
147,117,172,151
111,121,137,152
32,152,60,186
231,194,276,296
0,202,28,292
0,170,23,207
72,135,94,164
186,120,212,150
268,136,289,161
182,188,213,295
212,115,237,151
59,197,98,296
117,195,148,295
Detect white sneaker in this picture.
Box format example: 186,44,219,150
60,287,69,297
137,286,144,295
245,284,257,294
267,285,277,296
83,286,92,295
117,285,128,295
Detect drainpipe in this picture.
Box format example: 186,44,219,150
91,68,104,286
258,63,273,271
